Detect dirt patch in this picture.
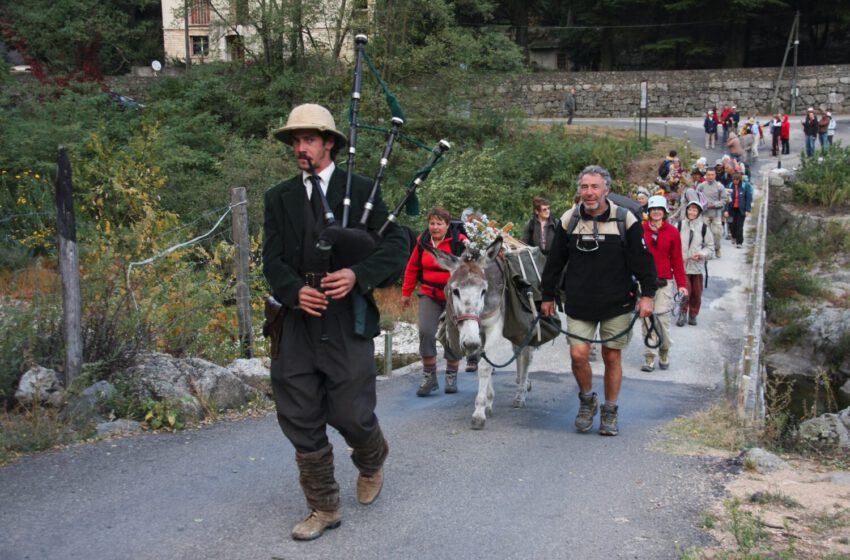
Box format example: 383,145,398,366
700,457,850,558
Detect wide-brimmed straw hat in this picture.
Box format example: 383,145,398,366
273,104,348,148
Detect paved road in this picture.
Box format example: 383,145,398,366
1,118,783,560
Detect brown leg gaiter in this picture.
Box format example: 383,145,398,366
350,424,389,476
295,444,339,513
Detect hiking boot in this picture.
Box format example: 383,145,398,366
715,248,721,258
356,468,383,505
416,369,438,397
444,371,458,394
291,510,341,541
659,350,670,370
465,358,478,373
575,392,598,432
599,403,619,436
640,354,655,372
688,316,697,326
676,314,687,327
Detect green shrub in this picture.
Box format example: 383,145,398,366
0,295,64,405
791,143,850,206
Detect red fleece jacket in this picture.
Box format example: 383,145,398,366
643,221,687,288
401,234,466,301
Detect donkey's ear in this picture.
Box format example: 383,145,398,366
483,236,503,263
423,243,461,273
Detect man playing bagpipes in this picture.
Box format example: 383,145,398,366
262,102,407,541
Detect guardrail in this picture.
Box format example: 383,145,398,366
737,167,770,422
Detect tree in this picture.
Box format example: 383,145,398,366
2,0,162,78
201,0,356,75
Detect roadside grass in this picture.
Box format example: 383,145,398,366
653,399,758,455
0,403,90,465
374,285,418,327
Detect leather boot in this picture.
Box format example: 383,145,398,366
350,425,389,505
416,367,438,396
292,445,340,541
444,370,458,394
291,510,341,541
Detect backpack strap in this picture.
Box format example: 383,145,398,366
566,204,630,249
615,205,628,248
565,208,581,237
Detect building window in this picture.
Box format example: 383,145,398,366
557,52,568,70
192,35,210,56
227,35,245,61
190,0,211,25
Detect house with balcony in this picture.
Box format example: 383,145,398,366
160,0,370,65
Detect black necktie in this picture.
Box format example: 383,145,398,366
308,175,324,222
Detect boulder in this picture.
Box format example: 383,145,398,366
798,407,850,448
764,351,818,384
96,419,142,437
740,447,789,473
184,357,258,410
226,358,272,397
64,381,117,422
15,366,64,407
119,353,260,419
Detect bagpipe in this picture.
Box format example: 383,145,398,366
310,34,451,274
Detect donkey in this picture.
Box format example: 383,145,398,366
426,237,535,430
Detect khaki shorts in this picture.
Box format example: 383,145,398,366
566,312,634,350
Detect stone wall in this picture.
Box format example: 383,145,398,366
485,65,850,118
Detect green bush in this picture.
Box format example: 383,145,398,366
0,295,64,404
421,126,645,226
792,143,850,206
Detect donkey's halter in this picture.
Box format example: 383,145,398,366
454,314,482,323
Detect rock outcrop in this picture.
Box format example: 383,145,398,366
118,353,261,419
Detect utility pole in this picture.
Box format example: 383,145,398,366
770,12,799,114
790,10,800,114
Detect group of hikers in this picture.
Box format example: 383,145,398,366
705,103,838,160
261,99,767,541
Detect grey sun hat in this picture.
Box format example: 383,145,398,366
273,103,348,147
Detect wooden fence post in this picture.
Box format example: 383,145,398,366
55,146,82,386
231,187,253,358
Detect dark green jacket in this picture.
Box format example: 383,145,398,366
262,166,407,339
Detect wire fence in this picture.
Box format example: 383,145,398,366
1,179,265,373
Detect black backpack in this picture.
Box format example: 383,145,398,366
377,224,418,288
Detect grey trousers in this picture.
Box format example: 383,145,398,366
418,295,460,361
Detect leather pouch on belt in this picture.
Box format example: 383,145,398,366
262,296,284,359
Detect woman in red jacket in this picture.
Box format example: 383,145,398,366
402,207,468,396
640,196,688,372
780,114,791,155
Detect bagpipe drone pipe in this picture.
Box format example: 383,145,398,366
310,34,451,279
